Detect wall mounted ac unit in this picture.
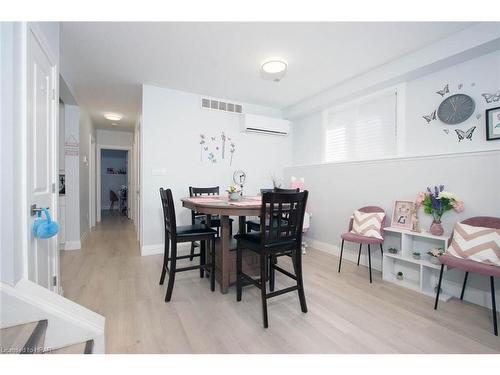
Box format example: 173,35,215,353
240,113,290,136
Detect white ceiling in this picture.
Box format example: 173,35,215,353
60,22,474,130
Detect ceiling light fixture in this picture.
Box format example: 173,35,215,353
260,59,287,82
104,113,122,121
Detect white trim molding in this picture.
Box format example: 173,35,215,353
64,240,81,251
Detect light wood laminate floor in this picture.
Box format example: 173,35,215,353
60,214,500,353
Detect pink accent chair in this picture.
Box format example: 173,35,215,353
338,206,385,283
434,216,500,336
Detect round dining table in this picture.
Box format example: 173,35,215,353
181,195,262,293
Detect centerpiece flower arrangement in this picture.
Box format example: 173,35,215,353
415,185,464,235
226,184,241,201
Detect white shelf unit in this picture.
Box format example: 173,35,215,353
382,227,452,301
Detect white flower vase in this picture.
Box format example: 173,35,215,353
229,192,241,201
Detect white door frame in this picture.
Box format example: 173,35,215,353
25,23,59,291
96,144,132,223
89,135,96,229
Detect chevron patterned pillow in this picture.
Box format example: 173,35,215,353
350,210,385,239
447,222,500,266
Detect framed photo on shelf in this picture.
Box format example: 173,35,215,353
486,106,500,141
391,200,415,230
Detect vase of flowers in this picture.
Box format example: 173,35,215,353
415,185,464,236
226,185,241,201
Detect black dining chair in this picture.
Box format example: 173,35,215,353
235,190,309,328
188,186,233,261
159,188,217,302
246,188,299,232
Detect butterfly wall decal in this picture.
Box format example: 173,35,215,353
211,137,216,141
458,84,463,90
422,110,437,124
436,84,449,97
443,129,449,134
455,126,476,142
481,92,500,104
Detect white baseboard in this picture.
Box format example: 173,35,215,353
305,237,382,272
64,240,81,251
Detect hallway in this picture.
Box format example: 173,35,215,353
60,215,500,353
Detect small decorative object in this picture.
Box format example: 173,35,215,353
454,126,476,142
271,172,283,188
437,94,475,125
396,272,404,280
388,247,398,254
486,106,500,141
233,170,246,195
226,185,241,201
199,134,206,161
458,83,463,90
221,132,226,159
412,252,421,260
418,185,464,236
436,84,450,97
482,92,500,104
443,129,449,134
229,142,236,165
422,110,437,124
391,200,415,230
427,247,445,265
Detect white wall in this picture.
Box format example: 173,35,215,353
140,84,291,254
64,105,81,250
96,129,133,147
79,111,94,240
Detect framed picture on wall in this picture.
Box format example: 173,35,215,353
486,106,500,141
391,200,415,230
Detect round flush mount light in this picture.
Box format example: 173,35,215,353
104,113,123,121
260,59,287,82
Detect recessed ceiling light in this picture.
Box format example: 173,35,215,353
260,59,287,82
104,113,122,121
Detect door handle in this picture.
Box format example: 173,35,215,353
31,204,50,216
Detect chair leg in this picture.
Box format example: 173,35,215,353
189,242,195,261
434,264,444,310
210,238,216,292
159,233,170,285
338,239,345,273
379,243,383,255
165,242,177,302
460,271,469,300
357,243,362,266
236,243,242,302
490,276,498,336
200,240,206,278
260,251,269,328
295,247,308,314
269,255,276,292
368,244,372,283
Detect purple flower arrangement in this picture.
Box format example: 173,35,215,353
415,185,464,222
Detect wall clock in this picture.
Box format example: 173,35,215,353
437,94,475,125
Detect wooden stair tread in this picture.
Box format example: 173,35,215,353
45,339,93,354
0,320,47,354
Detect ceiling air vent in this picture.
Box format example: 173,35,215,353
201,97,243,114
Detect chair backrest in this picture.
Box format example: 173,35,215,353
159,188,177,238
348,206,386,235
189,186,219,221
260,188,274,195
260,191,308,247
189,186,220,197
274,187,300,193
449,216,500,244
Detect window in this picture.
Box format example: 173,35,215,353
323,90,398,163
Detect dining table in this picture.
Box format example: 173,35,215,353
181,195,262,293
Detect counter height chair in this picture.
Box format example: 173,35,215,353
246,188,299,232
235,191,309,328
337,206,385,284
159,188,217,302
434,216,500,336
189,186,233,261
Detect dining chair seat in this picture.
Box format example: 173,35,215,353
235,232,297,251
176,224,218,238
340,232,384,245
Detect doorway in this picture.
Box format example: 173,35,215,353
97,147,130,222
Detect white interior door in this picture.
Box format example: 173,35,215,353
27,29,58,291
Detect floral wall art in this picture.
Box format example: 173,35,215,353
199,132,236,165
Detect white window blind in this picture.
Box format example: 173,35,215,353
323,90,397,163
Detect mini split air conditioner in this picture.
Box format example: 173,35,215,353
240,113,290,136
